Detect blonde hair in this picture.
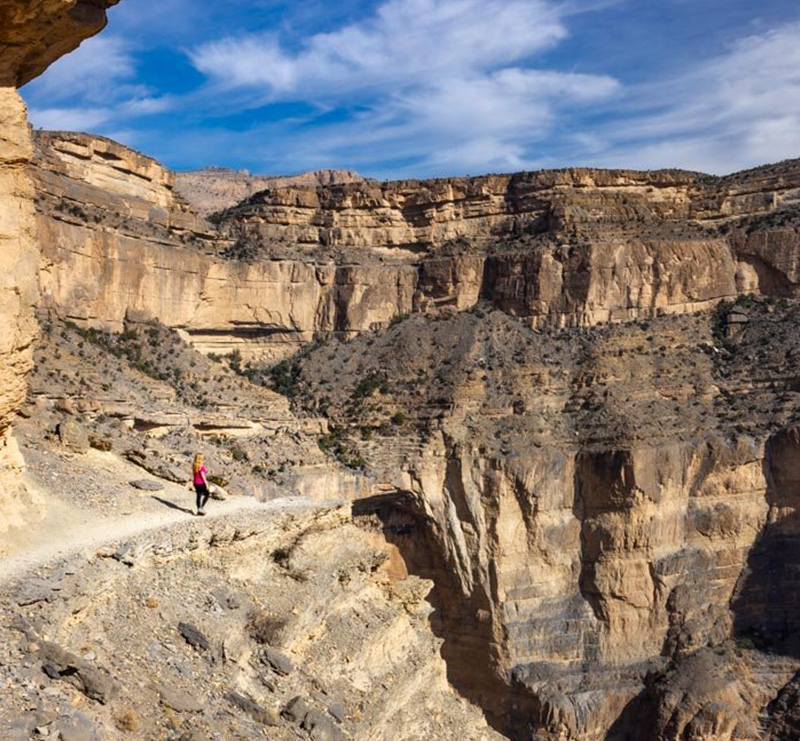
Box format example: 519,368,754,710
192,453,204,474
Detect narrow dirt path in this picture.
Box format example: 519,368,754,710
0,487,277,585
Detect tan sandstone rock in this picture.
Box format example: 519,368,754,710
31,132,800,363
0,0,121,536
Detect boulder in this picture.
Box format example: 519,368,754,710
227,691,279,726
260,646,294,676
304,709,343,741
57,419,89,453
40,642,117,704
208,483,228,501
88,434,112,452
54,713,100,741
129,479,164,492
178,622,210,652
284,697,342,741
14,577,62,606
155,683,204,713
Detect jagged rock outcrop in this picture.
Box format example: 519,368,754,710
32,131,800,363
175,166,365,216
0,0,120,87
0,1,121,536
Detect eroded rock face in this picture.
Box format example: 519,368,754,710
0,0,119,86
0,91,44,537
32,131,800,362
0,90,37,442
33,132,418,360
294,300,800,740
0,0,121,535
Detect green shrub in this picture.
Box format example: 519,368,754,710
230,444,247,462
353,372,389,399
269,359,301,397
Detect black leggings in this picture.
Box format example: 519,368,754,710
194,483,210,510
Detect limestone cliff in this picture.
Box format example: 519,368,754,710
33,131,417,360
32,131,800,364
291,298,800,740
0,90,41,536
0,0,121,536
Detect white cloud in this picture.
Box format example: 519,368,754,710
190,0,569,97
25,36,140,103
28,107,114,132
592,21,800,173
22,35,171,135
186,0,620,175
22,0,800,179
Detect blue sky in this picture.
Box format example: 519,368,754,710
20,0,800,179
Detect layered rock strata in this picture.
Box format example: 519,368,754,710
33,132,417,360
293,299,800,740
0,0,121,536
32,131,800,362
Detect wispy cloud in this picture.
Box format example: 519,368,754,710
588,20,800,173
190,0,569,96
25,35,169,138
28,107,114,132
186,0,620,173
19,0,800,178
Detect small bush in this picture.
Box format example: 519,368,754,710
735,636,756,651
390,313,410,327
230,444,248,462
269,359,301,397
249,610,288,645
115,710,140,732
353,372,389,399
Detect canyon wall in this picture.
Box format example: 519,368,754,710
0,1,120,535
18,79,800,741
298,301,800,740
0,89,41,534
34,132,417,359
33,131,800,363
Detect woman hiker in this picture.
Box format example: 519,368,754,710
192,453,211,516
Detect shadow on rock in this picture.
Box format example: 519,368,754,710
732,427,800,657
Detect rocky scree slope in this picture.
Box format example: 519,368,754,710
0,502,504,741
19,313,365,504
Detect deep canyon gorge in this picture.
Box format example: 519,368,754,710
4,3,800,741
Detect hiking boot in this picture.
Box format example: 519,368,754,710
198,508,207,516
